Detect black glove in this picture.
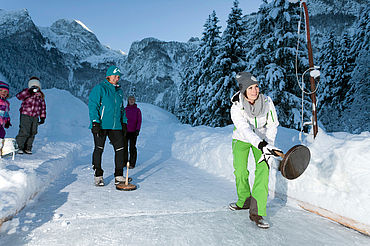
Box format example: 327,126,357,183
135,130,140,136
257,140,283,164
28,86,39,94
38,117,45,125
122,123,127,136
258,140,268,151
4,121,11,129
91,122,101,136
258,140,282,156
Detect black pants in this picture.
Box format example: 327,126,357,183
92,129,127,177
126,132,138,167
16,114,39,151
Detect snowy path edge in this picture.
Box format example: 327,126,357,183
298,201,370,236
0,143,83,230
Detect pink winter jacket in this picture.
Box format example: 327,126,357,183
16,88,46,118
0,97,10,126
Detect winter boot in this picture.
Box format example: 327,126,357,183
94,176,104,186
24,149,32,154
0,139,3,156
249,214,269,229
229,202,249,211
18,149,24,154
114,176,132,185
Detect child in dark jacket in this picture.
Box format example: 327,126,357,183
15,77,46,154
125,95,142,168
0,81,11,153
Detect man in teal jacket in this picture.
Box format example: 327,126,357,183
88,65,128,186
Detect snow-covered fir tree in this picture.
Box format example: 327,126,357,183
336,32,356,101
177,11,221,125
177,0,368,133
341,6,370,133
245,0,311,130
204,0,247,127
177,57,199,124
192,11,222,126
318,31,355,130
317,32,341,130
317,32,338,90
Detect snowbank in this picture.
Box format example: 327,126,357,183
172,124,370,227
284,130,370,225
0,89,90,224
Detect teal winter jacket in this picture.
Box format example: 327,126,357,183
88,80,127,130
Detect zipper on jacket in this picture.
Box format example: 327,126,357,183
254,117,257,128
113,90,117,129
100,106,105,121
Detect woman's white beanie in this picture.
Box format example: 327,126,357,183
28,77,41,89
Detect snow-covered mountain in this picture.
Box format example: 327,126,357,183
0,9,69,94
0,9,123,102
307,0,365,16
0,9,35,36
0,9,195,109
39,19,106,58
38,18,129,100
307,0,366,46
121,37,197,112
39,19,126,64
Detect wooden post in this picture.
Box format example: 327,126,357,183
302,1,318,138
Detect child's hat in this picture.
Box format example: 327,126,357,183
28,76,41,89
0,81,9,93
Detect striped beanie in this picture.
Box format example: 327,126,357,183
0,81,9,93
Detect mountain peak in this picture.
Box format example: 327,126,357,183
0,8,29,20
50,19,94,36
39,18,106,59
0,9,36,37
74,19,93,33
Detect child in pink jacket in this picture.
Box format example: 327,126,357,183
15,77,46,154
0,81,11,152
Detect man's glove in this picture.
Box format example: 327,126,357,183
38,117,45,125
135,130,140,136
122,123,127,137
4,121,11,129
257,140,283,164
91,122,101,137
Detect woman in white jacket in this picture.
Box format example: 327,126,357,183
229,71,281,229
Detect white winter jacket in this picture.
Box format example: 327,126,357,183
230,91,279,147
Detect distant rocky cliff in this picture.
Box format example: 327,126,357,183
0,9,196,110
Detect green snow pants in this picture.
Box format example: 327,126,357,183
232,139,269,216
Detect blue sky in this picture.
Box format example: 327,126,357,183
1,0,263,53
